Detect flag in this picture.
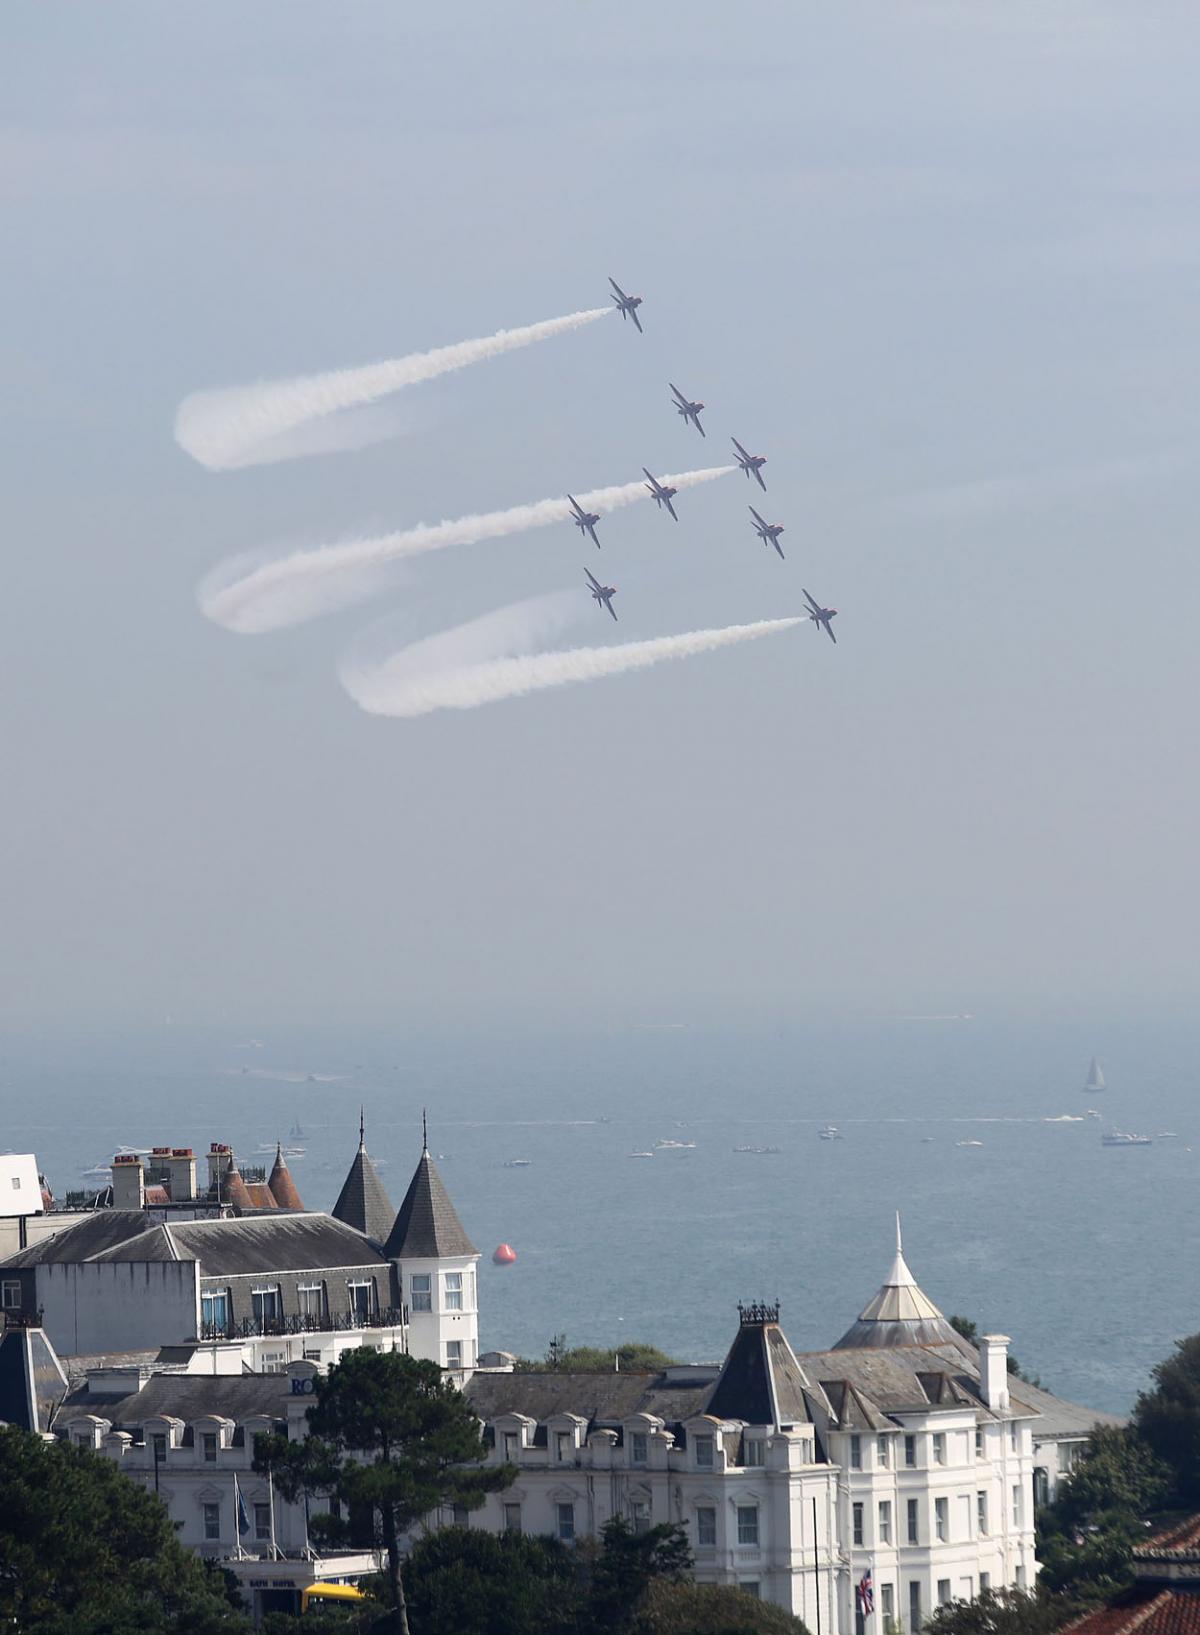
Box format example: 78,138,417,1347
857,1571,874,1618
235,1475,250,1537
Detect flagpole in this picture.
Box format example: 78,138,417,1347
268,1466,279,1561
233,1473,244,1561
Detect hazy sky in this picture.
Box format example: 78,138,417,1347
3,2,1199,1032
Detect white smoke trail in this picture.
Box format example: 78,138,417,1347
340,607,805,719
200,467,735,634
175,307,613,471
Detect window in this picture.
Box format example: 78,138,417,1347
557,1502,575,1541
909,1581,922,1634
631,1500,651,1535
444,1272,463,1311
200,1290,229,1336
737,1504,759,1547
151,1432,167,1461
850,1433,862,1469
880,1585,895,1624
1010,1423,1018,1453
452,1504,469,1527
741,1582,761,1599
938,1580,951,1607
879,1500,892,1544
503,1503,521,1533
630,1431,648,1466
297,1284,326,1322
905,1434,917,1468
446,1340,462,1368
933,1432,946,1465
203,1502,220,1541
1034,1467,1050,1509
556,1431,572,1463
1058,1443,1079,1474
250,1287,280,1329
907,1499,919,1544
1011,1484,1022,1528
2,1280,22,1309
694,1434,714,1469
975,1425,984,1458
202,1432,217,1463
697,1507,717,1547
261,1351,285,1375
980,1574,990,1594
303,1348,322,1363
878,1434,891,1468
1015,1567,1026,1590
744,1438,765,1467
977,1491,989,1536
410,1273,431,1313
348,1281,374,1321
935,1497,948,1541
853,1503,864,1546
502,1432,518,1461
254,1503,271,1542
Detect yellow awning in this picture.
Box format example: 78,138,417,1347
301,1582,369,1609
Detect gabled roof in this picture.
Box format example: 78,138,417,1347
2,1211,159,1268
331,1123,395,1244
832,1215,970,1351
384,1148,476,1260
466,1370,714,1433
705,1304,814,1428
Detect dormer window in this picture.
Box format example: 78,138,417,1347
503,1432,518,1461
744,1438,765,1468
630,1431,648,1466
694,1434,714,1469
849,1433,862,1469
556,1431,572,1463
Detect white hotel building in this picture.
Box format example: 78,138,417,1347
1,1135,1116,1628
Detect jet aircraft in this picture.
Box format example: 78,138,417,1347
608,277,644,332
584,566,618,621
669,382,705,437
803,588,838,643
749,505,785,559
567,494,602,548
642,468,679,521
731,436,768,491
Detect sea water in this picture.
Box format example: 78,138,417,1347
3,1017,1195,1416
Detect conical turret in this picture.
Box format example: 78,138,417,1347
832,1215,967,1350
267,1143,304,1210
331,1110,395,1244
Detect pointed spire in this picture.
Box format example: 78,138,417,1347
331,1113,395,1245
422,1108,429,1156
384,1140,477,1261
831,1217,964,1350
267,1145,304,1210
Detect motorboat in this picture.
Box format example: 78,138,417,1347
733,1145,782,1154
956,1139,984,1147
818,1125,842,1141
655,1138,696,1149
1101,1131,1152,1147
1043,1115,1084,1123
629,1150,655,1159
503,1158,532,1168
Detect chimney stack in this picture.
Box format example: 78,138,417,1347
166,1148,197,1202
111,1154,145,1211
979,1334,1010,1410
207,1143,234,1199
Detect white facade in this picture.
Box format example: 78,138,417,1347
398,1251,479,1372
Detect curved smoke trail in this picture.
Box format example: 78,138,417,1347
175,306,613,470
340,605,805,719
200,467,735,634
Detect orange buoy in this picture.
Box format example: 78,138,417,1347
492,1243,517,1265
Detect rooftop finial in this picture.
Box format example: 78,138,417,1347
359,1106,365,1152
422,1108,429,1156
896,1210,903,1256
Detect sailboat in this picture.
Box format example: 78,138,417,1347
288,1116,306,1140
1084,1057,1105,1093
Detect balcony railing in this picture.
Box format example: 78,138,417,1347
200,1306,407,1342
3,1308,44,1331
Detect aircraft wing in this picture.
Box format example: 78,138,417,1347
749,506,766,527
587,524,600,548
567,495,582,518
802,589,821,614
584,567,602,591
825,624,837,644
669,383,686,405
665,496,678,521
609,277,627,298
731,437,749,461
642,468,659,491
773,539,785,560
754,468,767,492
631,309,643,333
607,601,618,622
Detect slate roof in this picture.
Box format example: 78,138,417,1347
1016,1374,1126,1438
168,1215,388,1276
384,1151,476,1259
331,1141,395,1244
705,1314,815,1428
1,1211,158,1268
56,1373,296,1429
800,1340,1021,1421
466,1370,714,1432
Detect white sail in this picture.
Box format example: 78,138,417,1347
1085,1056,1106,1091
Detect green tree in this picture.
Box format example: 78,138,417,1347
642,1578,811,1634
921,1587,1068,1635
401,1526,582,1635
947,1317,1034,1384
516,1340,678,1374
1050,1426,1169,1529
0,1423,251,1634
254,1350,514,1635
1133,1332,1200,1506
584,1518,692,1634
